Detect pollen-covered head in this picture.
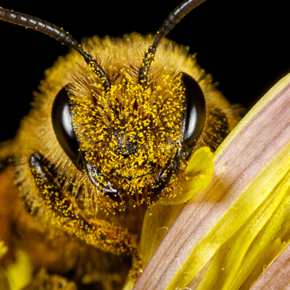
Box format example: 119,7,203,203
70,72,185,204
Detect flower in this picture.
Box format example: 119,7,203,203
133,73,290,289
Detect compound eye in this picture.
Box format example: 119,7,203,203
181,73,206,148
51,86,82,169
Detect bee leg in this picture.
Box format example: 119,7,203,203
29,152,143,280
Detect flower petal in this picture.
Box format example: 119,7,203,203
159,147,214,205
139,147,214,266
250,240,290,289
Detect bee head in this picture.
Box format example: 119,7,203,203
52,58,205,205
49,0,207,206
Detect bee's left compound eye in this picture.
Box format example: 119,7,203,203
51,86,82,169
181,72,206,149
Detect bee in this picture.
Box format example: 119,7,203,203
3,0,285,289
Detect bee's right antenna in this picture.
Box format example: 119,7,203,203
138,0,206,86
0,8,111,90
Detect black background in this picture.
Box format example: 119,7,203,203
1,0,289,142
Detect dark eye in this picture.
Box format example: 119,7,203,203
51,86,82,169
181,73,206,148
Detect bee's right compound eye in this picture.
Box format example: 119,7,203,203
51,86,82,169
148,74,206,201
181,73,206,149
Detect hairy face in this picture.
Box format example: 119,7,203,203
70,69,185,204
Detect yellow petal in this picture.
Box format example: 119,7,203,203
183,147,214,177
140,203,184,267
249,239,290,289
159,147,214,205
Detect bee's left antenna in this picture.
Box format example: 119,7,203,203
139,0,206,86
0,8,111,90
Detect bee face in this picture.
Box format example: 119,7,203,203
68,70,186,204
48,33,207,206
